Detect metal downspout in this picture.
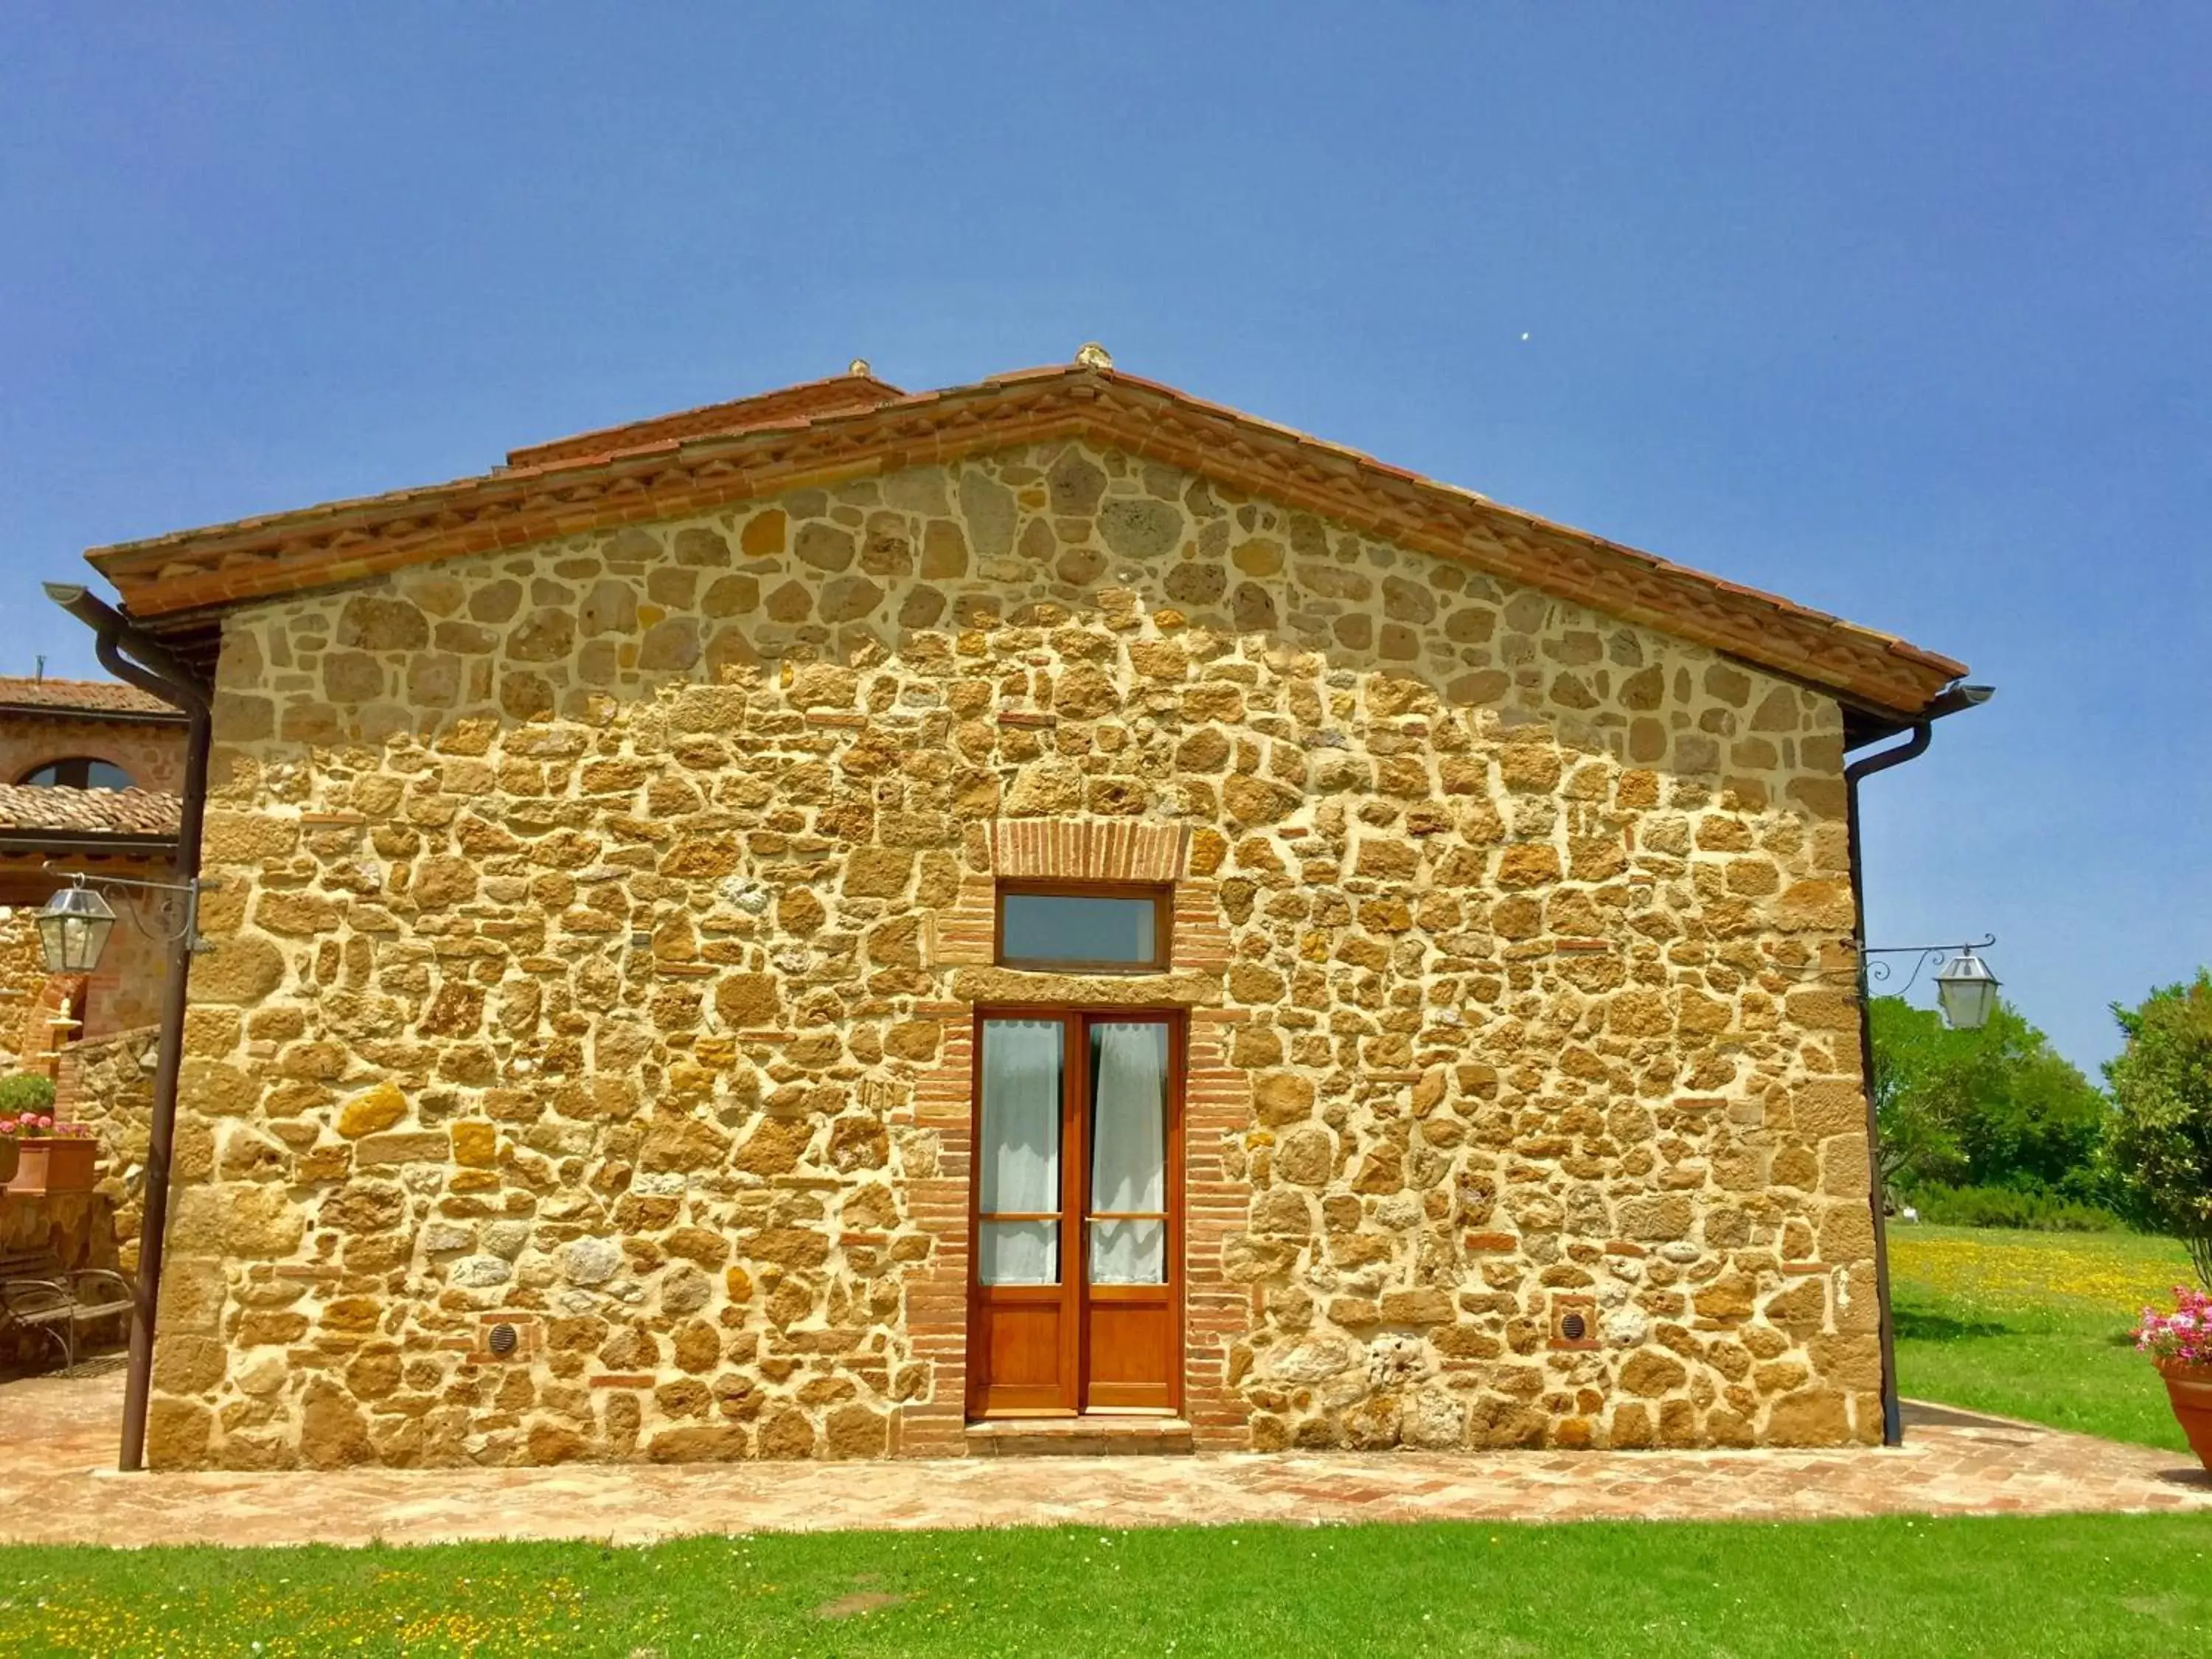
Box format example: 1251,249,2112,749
44,584,212,1474
1843,721,1933,1448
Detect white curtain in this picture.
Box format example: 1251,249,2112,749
978,1019,1062,1285
1088,1022,1167,1285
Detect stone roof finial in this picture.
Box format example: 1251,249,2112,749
1074,341,1113,371
848,358,872,377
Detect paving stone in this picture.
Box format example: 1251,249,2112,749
1,1370,2203,1548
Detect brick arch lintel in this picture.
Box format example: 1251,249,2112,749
986,818,1189,885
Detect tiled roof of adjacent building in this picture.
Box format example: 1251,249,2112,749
80,359,1969,718
503,370,910,470
0,784,181,838
0,676,182,719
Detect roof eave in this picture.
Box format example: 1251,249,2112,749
0,828,181,855
0,700,191,726
80,364,1969,722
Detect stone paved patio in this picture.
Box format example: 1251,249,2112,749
3,1364,2205,1548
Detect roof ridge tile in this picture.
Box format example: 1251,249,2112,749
80,364,1966,714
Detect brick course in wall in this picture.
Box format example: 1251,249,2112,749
145,441,1885,1469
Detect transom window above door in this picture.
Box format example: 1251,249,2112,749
995,882,1170,973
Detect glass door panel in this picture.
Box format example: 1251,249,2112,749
1086,1020,1169,1286
1088,1219,1166,1284
969,1007,1181,1419
978,1018,1064,1287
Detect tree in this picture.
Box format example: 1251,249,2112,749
1868,997,1969,1189
1868,996,2110,1197
2104,972,2212,1287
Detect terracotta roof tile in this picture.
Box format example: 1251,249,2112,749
0,677,180,718
504,371,908,470
0,784,181,837
82,363,1970,718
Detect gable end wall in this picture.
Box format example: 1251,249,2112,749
149,441,1879,1468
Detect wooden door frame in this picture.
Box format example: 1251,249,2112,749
964,1005,1187,1420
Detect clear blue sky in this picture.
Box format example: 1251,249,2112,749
4,7,2205,1071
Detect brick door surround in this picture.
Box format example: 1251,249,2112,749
896,818,1246,1455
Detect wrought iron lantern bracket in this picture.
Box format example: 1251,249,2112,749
35,867,223,970
1859,933,2001,1030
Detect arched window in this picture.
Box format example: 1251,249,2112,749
18,757,133,791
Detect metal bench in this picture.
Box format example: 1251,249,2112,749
0,1250,133,1371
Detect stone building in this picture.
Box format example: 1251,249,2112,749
0,674,189,797
0,785,178,1068
74,357,1972,1470
0,683,184,1335
0,678,185,1071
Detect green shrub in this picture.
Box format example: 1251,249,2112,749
1900,1183,2125,1233
0,1074,56,1116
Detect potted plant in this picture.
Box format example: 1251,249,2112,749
2135,1286,2212,1471
0,1074,59,1192
13,1119,100,1194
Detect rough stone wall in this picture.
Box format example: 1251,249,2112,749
0,1003,152,1308
0,712,187,793
0,897,169,1066
56,1023,159,1266
0,906,47,1065
150,441,1879,1469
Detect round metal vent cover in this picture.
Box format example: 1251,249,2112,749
487,1321,521,1357
1559,1311,1587,1342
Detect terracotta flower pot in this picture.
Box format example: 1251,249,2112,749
0,1138,17,1189
2160,1360,2212,1472
5,1135,97,1196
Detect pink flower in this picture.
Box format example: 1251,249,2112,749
2135,1290,2212,1366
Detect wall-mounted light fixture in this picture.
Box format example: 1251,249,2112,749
1864,933,2002,1032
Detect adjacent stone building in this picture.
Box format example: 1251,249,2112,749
76,357,1969,1469
0,679,185,1326
0,679,185,1085
0,674,189,797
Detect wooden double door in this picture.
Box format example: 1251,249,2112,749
966,1009,1184,1417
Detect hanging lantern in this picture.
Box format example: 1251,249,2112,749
35,881,116,974
1933,947,2000,1032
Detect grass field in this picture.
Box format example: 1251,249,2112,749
4,1514,2209,1657
4,1225,2201,1656
1890,1222,2197,1450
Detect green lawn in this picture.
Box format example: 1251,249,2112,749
1890,1222,2197,1450
4,1514,2209,1657
7,1225,2202,1657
